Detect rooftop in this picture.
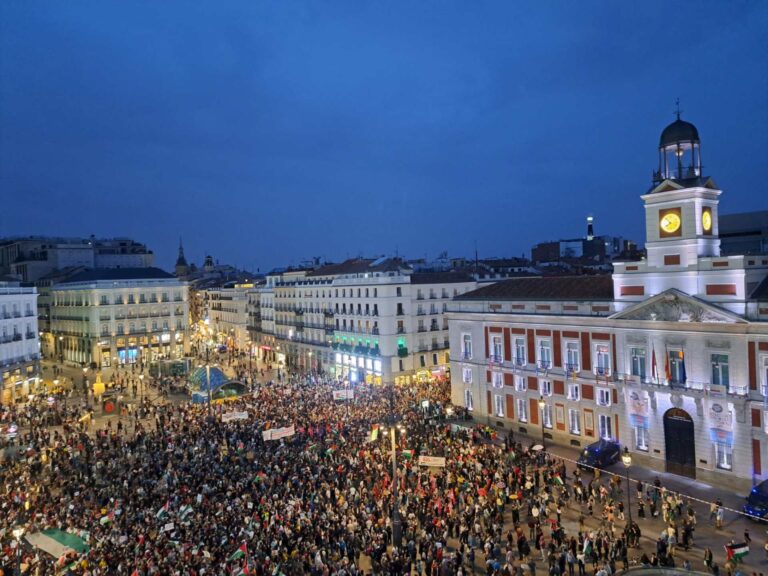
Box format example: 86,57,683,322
58,267,175,283
410,271,475,284
455,275,614,301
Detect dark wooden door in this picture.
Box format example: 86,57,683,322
664,408,696,478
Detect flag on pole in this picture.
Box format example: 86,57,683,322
228,542,248,561
664,349,671,384
725,543,749,562
369,425,379,442
552,475,564,486
401,449,413,460
156,501,170,519
680,350,687,383
651,348,658,383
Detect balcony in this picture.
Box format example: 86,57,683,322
416,293,425,300
488,354,503,365
397,327,406,334
417,345,429,352
430,324,440,331
417,327,427,333
25,310,35,317
416,310,426,316
515,356,526,366
595,366,610,377
429,293,437,299
397,347,409,358
565,363,580,374
25,332,35,339
372,328,380,335
461,352,472,361
537,360,552,371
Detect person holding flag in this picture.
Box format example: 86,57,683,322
725,540,749,563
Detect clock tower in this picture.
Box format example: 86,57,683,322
641,112,721,269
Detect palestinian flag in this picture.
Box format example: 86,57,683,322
725,543,749,562
179,504,193,520
553,475,564,486
229,542,247,561
234,562,250,575
156,501,170,519
369,425,380,442
401,450,413,460
99,515,111,526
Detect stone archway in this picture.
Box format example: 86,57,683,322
663,407,696,478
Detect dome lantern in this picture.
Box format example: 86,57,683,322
653,100,703,184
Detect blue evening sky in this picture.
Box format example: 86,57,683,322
1,1,766,271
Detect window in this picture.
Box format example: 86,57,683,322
711,354,729,388
715,443,732,470
542,404,553,429
763,357,768,397
567,383,580,401
396,287,402,297
538,340,552,369
631,347,646,380
420,355,426,368
569,409,581,435
462,334,472,360
634,425,649,452
100,295,108,305
491,336,503,363
669,350,685,384
565,341,579,372
432,353,438,365
464,389,474,411
462,367,472,384
595,344,610,375
101,325,109,336
515,376,527,392
399,359,404,371
598,414,612,439
597,388,611,407
517,399,528,422
494,394,505,417
515,339,526,365
492,372,504,389
540,380,552,396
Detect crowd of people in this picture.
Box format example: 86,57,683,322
0,361,756,575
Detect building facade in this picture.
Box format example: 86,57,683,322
0,236,154,282
448,115,768,489
249,259,476,385
204,284,252,350
0,277,40,404
50,268,189,367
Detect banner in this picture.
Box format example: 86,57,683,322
222,411,249,423
628,391,649,428
333,389,354,400
263,425,295,441
417,455,446,468
709,401,733,446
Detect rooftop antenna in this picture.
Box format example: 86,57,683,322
474,240,479,278
674,98,682,120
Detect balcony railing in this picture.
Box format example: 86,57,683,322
488,354,503,364
565,362,580,373
537,360,552,370
417,327,427,333
461,351,472,361
397,327,406,334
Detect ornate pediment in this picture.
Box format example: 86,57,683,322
610,289,747,324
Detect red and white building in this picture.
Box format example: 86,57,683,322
447,115,768,488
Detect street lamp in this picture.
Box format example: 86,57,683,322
538,396,547,451
622,447,633,541
12,526,24,576
139,374,144,404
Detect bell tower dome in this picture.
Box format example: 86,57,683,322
653,100,703,184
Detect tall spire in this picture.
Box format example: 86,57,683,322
175,237,188,273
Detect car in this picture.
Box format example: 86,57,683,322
744,479,768,521
577,439,621,471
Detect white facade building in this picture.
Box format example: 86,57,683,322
0,277,39,404
447,115,768,489
250,259,476,385
50,268,189,367
204,284,252,350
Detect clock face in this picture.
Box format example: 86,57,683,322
660,212,681,234
702,209,712,232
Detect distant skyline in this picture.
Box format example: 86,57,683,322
2,1,766,272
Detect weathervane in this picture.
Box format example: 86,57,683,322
674,98,682,120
